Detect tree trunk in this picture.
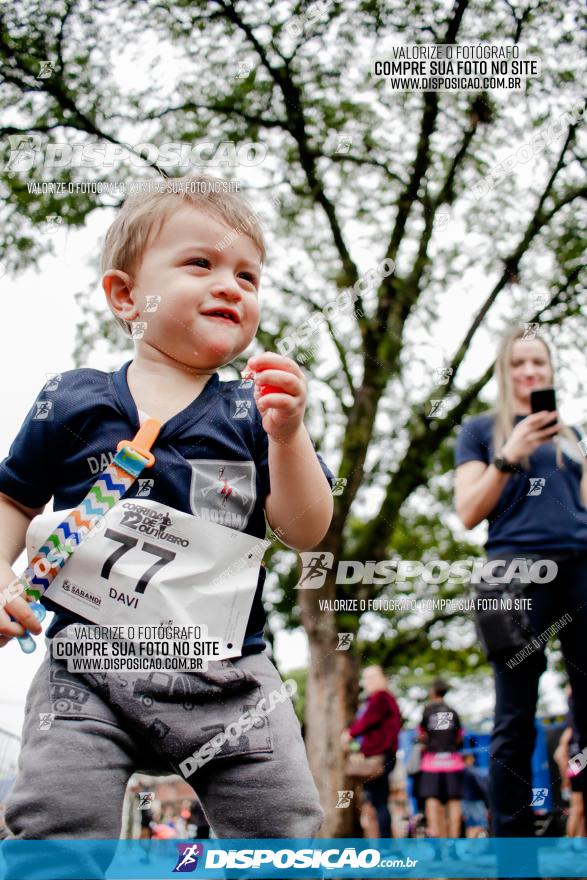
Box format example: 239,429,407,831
300,563,362,837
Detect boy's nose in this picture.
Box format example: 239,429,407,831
208,280,243,301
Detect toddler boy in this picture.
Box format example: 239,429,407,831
0,175,334,851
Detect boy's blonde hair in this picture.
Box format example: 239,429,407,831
101,174,266,336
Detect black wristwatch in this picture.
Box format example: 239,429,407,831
493,452,518,473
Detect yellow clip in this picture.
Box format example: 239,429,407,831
116,418,161,469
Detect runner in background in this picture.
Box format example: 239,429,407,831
417,678,464,838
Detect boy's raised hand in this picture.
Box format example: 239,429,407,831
244,353,307,443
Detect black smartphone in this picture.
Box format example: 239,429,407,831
530,386,557,428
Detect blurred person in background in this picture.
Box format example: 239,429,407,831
554,684,586,837
417,678,464,838
455,326,587,838
187,797,211,839
138,805,153,840
462,749,490,838
342,665,402,838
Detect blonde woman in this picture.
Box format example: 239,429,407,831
454,326,587,838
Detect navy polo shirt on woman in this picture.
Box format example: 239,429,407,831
455,412,587,556
0,362,336,650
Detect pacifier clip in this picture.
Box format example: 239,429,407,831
8,419,161,653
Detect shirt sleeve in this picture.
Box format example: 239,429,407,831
454,416,490,467
349,693,388,737
387,693,402,735
0,385,59,508
454,710,464,746
254,411,337,499
420,707,429,737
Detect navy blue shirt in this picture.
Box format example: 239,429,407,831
420,701,462,753
0,362,335,650
455,412,587,555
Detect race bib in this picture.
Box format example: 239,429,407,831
26,500,269,660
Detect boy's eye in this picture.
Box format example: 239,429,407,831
185,258,259,289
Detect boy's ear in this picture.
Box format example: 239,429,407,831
102,270,138,322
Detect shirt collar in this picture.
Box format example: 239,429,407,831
110,359,221,440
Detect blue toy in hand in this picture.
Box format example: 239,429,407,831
13,602,46,654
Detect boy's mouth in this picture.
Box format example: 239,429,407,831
201,307,240,324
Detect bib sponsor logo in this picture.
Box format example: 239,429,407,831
188,460,256,529
62,578,102,608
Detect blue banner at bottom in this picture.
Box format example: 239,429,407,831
1,837,587,878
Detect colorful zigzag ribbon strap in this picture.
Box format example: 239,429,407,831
14,418,161,652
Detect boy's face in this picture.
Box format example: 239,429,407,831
120,205,262,370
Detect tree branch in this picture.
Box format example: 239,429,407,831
374,0,470,335
445,123,586,398
212,0,359,290
321,150,407,186
141,100,286,129
327,0,472,544
278,284,355,404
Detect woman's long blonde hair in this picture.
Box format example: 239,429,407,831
492,327,584,471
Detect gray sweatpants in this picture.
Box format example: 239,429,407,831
5,626,323,849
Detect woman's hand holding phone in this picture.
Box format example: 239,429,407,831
500,410,560,464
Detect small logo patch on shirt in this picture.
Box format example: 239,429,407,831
188,459,256,530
